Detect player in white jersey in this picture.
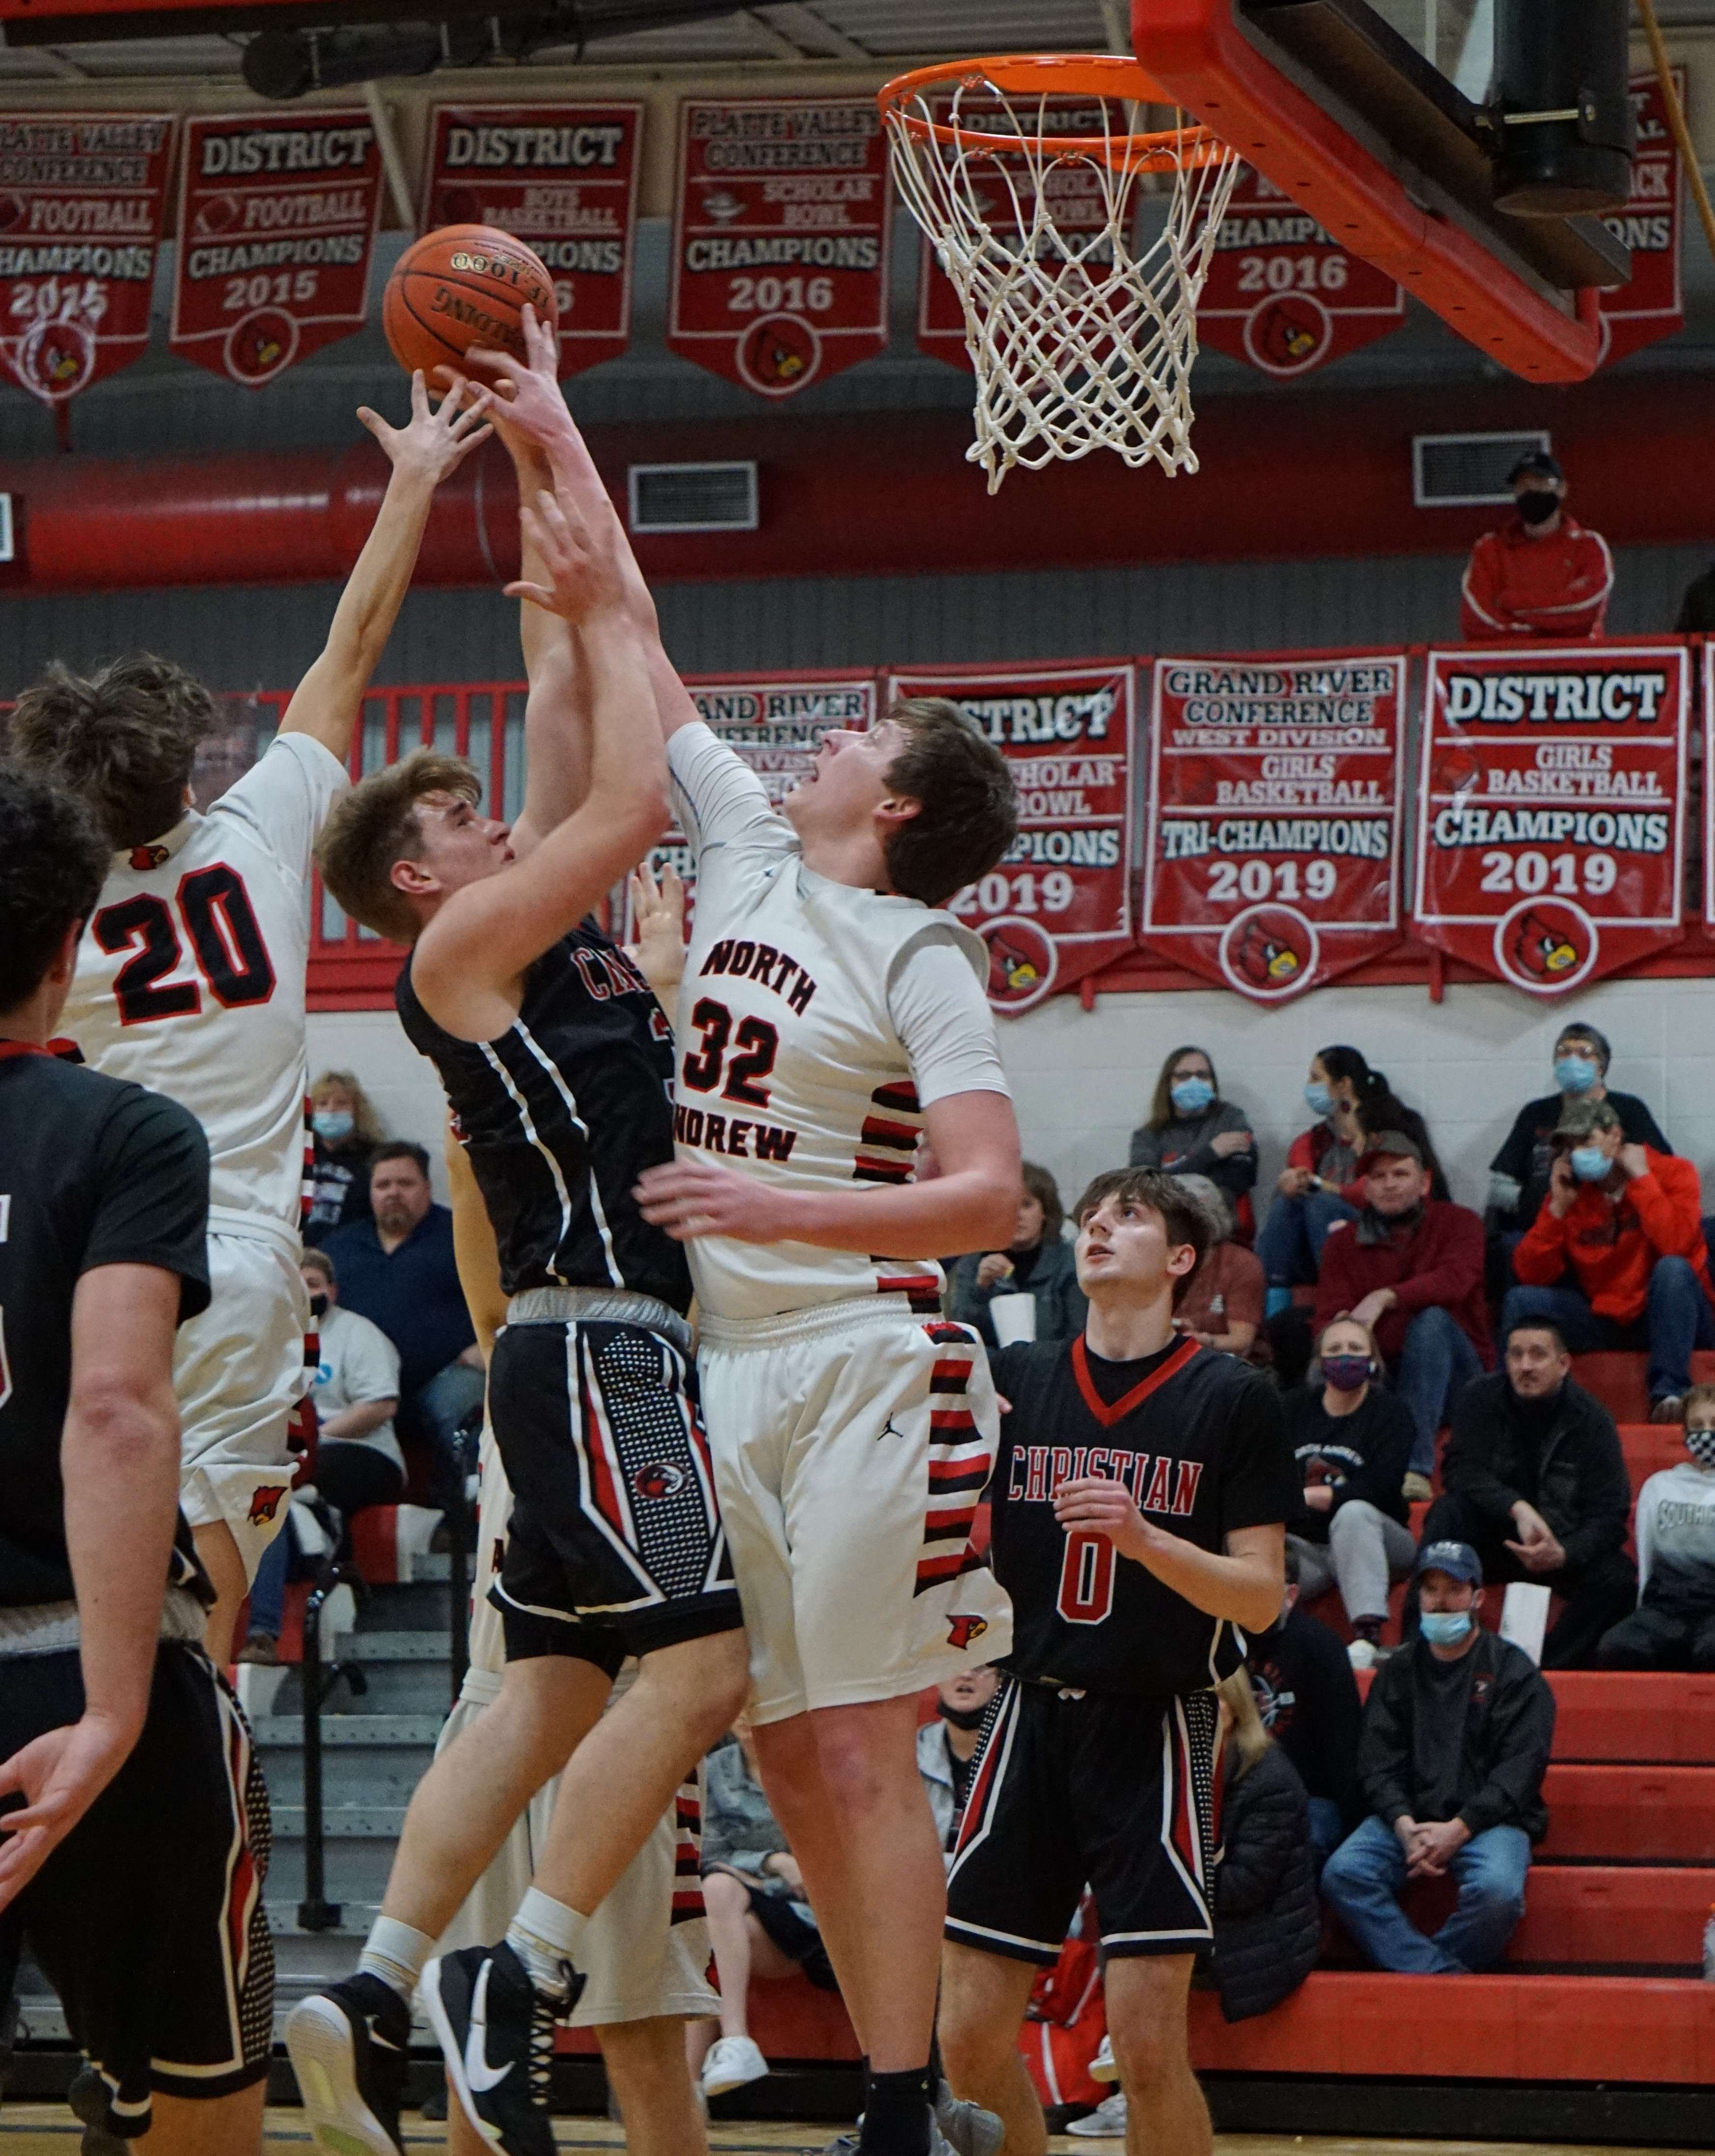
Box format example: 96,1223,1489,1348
6,374,494,1661
475,333,1025,2156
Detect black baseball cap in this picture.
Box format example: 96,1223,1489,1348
1508,449,1563,485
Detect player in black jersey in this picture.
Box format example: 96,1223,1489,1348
939,1169,1295,2156
290,335,747,2156
0,769,274,2154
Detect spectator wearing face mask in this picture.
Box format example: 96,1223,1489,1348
1128,1044,1256,1215
1321,1542,1554,1974
918,1665,1000,1855
1422,1320,1635,1668
303,1067,384,1247
1488,1024,1671,1238
1284,1315,1416,1664
1247,1542,1363,1868
1599,1386,1715,1669
1258,1046,1373,1316
1314,1131,1491,1494
1172,1175,1265,1362
1504,1095,1715,1422
948,1162,1086,1349
1460,450,1613,643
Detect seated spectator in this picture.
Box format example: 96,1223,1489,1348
948,1163,1086,1348
695,1724,834,2101
1352,1087,1451,1203
1677,559,1715,633
1206,1668,1320,2022
1503,1095,1714,1422
1422,1320,1635,1668
1258,1045,1377,1314
918,1665,1000,1855
1128,1044,1256,1218
1284,1315,1416,1661
1248,1543,1363,1867
303,1067,384,1246
1321,1541,1554,1973
240,1248,403,1665
1172,1174,1264,1361
321,1141,483,1506
1599,1385,1715,1669
1488,1022,1670,1237
1460,448,1612,642
1314,1130,1491,1494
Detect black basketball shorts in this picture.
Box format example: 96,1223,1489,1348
0,1641,273,2136
944,1675,1218,1965
489,1316,742,1667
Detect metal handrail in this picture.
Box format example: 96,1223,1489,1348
297,1558,367,1935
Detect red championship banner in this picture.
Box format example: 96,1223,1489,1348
1415,644,1689,995
1195,164,1405,377
170,112,384,387
421,103,642,377
914,91,1110,373
1597,70,1685,368
0,112,174,403
668,96,890,398
885,663,1135,1015
1140,653,1406,999
636,674,877,930
1704,641,1715,936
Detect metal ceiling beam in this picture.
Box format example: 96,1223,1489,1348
760,1,870,62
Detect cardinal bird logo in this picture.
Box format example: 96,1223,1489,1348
632,1461,686,1501
980,917,1057,1010
248,1485,288,1527
1508,907,1583,981
988,930,1040,999
946,1614,989,1650
1243,293,1332,376
1232,917,1304,989
736,313,820,396
130,844,171,871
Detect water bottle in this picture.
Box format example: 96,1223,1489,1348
1703,1905,1715,1981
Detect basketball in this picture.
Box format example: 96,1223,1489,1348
382,223,558,383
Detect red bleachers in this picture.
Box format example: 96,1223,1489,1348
1539,1764,1715,1859
1572,1351,1715,1429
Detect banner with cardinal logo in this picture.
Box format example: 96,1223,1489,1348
1139,652,1407,999
0,112,175,404
885,662,1136,1015
1596,71,1686,368
1414,643,1689,995
667,96,891,399
170,112,384,387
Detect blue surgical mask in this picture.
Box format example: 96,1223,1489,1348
1554,1055,1598,1096
1170,1076,1215,1117
1570,1145,1611,1183
1304,1082,1333,1119
313,1109,355,1144
1419,1609,1473,1646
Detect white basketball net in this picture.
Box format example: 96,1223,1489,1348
884,70,1241,491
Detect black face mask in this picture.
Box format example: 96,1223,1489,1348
308,1292,329,1321
938,1700,990,1732
1517,490,1560,526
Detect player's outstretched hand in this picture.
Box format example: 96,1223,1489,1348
635,1158,797,1244
0,1713,137,1912
468,303,577,453
1052,1474,1155,1564
626,859,687,1001
357,369,494,488
506,481,626,623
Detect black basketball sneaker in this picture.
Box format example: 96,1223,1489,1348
423,1940,582,2156
285,1972,410,2156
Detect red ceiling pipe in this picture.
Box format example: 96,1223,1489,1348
5,376,1713,593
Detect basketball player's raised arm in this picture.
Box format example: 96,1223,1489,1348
276,373,494,762
410,484,668,1041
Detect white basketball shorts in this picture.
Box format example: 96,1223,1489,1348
435,1429,716,2027
176,1227,309,1584
695,1299,1014,1724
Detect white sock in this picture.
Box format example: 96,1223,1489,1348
359,1916,435,2003
506,1887,587,1999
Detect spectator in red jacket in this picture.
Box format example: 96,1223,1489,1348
1315,1132,1492,1493
1503,1096,1715,1422
1460,450,1613,643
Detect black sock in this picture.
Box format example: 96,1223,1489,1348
858,2065,933,2156
927,2029,944,2087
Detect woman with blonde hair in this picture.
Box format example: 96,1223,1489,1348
1207,1668,1320,2022
305,1066,386,1244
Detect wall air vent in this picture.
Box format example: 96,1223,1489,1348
1412,432,1551,508
628,462,759,535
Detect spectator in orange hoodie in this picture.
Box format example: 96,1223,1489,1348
1459,451,1613,643
1504,1096,1715,1422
